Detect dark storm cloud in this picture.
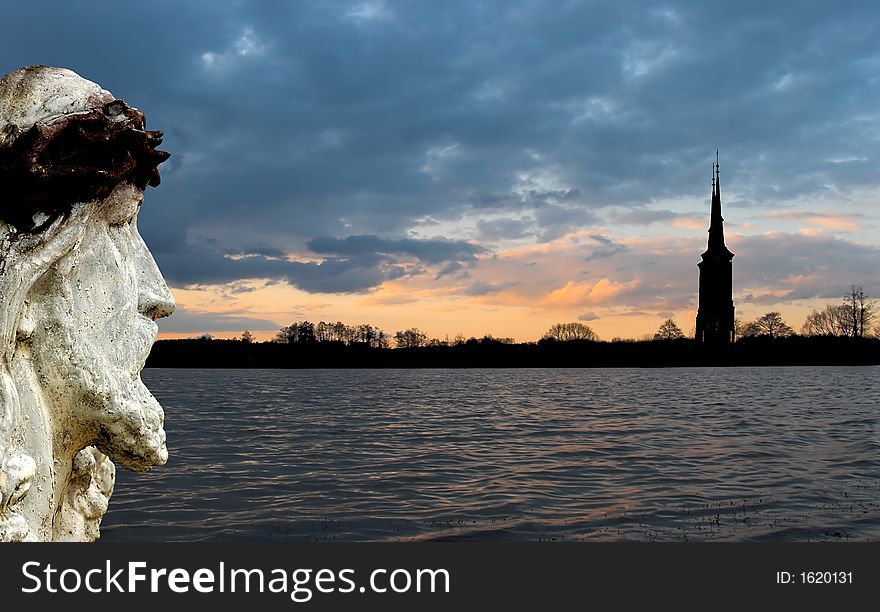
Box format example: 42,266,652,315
434,261,466,279
228,246,288,258
2,0,879,293
584,234,628,261
469,192,519,209
306,234,484,264
476,217,533,241
156,243,404,293
535,205,598,241
156,232,481,293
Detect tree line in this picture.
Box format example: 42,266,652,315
738,285,877,340
272,321,391,348
648,284,878,342
238,285,876,347
265,321,515,349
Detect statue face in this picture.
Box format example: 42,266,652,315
0,66,173,541
26,182,175,474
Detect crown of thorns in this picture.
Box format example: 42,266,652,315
0,99,169,233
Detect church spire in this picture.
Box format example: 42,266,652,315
708,149,726,251
711,161,716,196
713,150,718,197
696,150,735,346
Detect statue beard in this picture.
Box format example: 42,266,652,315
78,367,168,473
19,309,165,540
29,312,167,474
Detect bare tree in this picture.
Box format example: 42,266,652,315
240,330,255,343
739,321,759,338
654,319,684,340
843,285,876,338
801,304,854,336
542,322,599,341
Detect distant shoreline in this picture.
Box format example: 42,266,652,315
145,336,880,368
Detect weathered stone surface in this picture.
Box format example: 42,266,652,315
0,66,173,542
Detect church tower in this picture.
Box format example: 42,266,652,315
696,151,735,345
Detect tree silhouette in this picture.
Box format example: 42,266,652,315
800,286,877,338
801,304,854,336
240,330,255,343
273,320,391,347
353,323,389,348
843,285,876,338
394,328,428,348
740,312,794,339
654,319,684,340
542,322,599,341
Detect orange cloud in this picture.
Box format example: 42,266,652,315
769,211,860,231
809,217,859,231
540,278,640,308
671,217,706,230
497,229,600,259
779,272,821,287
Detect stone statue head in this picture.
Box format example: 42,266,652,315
0,66,174,541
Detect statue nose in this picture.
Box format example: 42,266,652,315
139,283,175,320
134,229,175,321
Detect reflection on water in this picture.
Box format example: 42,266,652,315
100,367,880,541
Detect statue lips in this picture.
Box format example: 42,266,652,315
132,314,160,373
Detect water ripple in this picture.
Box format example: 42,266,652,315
100,367,880,542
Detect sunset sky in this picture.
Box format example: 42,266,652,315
3,1,879,341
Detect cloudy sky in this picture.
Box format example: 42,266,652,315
3,0,879,341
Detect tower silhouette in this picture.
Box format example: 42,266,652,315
696,151,735,345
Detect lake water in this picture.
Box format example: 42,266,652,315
100,367,880,542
